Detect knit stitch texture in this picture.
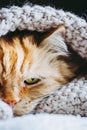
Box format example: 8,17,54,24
0,5,87,59
0,4,87,119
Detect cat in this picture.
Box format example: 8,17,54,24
0,25,85,116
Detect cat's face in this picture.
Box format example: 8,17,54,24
0,26,77,115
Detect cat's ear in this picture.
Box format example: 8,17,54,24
40,25,68,54
48,25,65,38
41,25,65,43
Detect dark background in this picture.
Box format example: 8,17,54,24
0,0,87,20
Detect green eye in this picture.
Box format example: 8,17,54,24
24,78,40,85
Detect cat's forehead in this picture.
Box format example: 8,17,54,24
28,60,59,79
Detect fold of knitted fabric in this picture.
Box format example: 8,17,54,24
0,4,87,59
33,76,87,116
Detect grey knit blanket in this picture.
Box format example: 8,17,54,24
0,4,87,119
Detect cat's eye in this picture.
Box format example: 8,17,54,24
24,78,40,85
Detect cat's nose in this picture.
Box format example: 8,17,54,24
3,99,17,107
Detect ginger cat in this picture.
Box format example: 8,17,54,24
0,26,85,115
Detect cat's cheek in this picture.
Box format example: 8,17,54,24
13,98,40,116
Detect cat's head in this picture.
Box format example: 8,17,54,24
0,26,78,115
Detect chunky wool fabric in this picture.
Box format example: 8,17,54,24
0,4,87,59
0,4,87,119
34,76,87,116
0,100,13,120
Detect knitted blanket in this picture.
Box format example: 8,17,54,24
0,4,87,121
